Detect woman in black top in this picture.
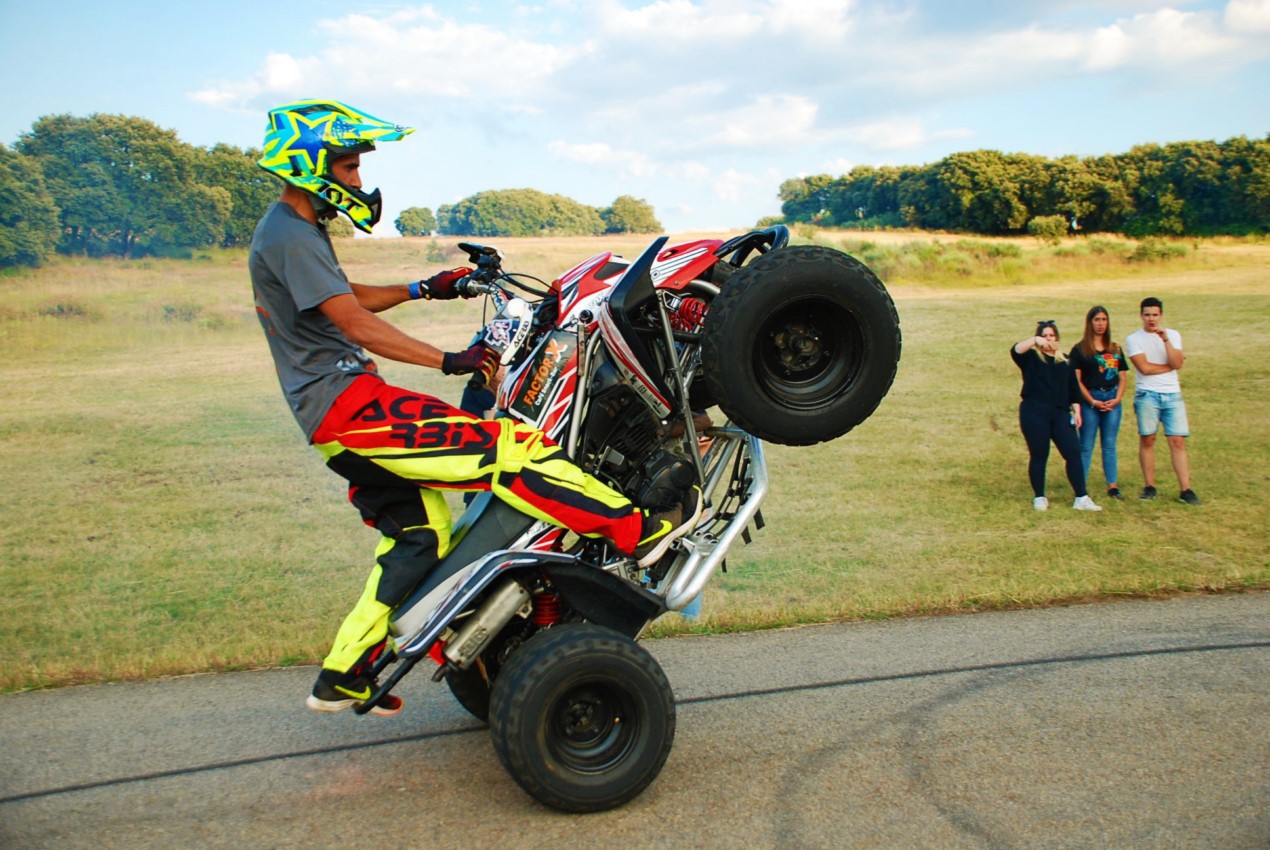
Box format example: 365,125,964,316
1012,321,1102,511
1069,306,1129,499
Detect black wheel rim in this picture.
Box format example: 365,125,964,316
754,298,864,409
546,680,639,774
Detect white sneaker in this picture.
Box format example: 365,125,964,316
1032,497,1049,511
1072,495,1103,512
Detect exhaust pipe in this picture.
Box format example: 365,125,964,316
442,579,532,669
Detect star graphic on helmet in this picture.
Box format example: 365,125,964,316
282,112,336,173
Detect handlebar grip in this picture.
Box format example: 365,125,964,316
456,278,494,299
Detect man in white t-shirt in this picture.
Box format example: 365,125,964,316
1124,297,1200,505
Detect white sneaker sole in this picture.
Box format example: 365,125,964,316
305,694,402,716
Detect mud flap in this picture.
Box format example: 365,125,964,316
541,562,667,638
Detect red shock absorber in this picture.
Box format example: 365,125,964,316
532,591,562,626
671,296,708,332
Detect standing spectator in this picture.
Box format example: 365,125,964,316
1124,297,1201,505
1012,321,1102,512
1070,306,1129,499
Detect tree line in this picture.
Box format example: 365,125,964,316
777,135,1269,237
394,191,660,238
0,112,662,268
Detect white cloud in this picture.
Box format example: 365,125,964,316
712,168,764,204
191,10,586,109
189,52,319,108
1225,0,1270,31
768,0,857,42
821,157,856,175
548,140,658,178
1082,8,1238,69
838,117,973,151
591,0,765,40
698,94,820,149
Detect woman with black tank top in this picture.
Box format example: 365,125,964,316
1070,306,1129,500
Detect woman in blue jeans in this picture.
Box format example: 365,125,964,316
1012,321,1101,512
1069,306,1129,499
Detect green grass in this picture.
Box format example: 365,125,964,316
1,234,1266,690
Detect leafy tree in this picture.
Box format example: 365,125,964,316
0,144,61,267
193,143,276,247
778,175,836,222
542,193,604,235
936,150,1030,234
600,195,661,233
777,134,1269,237
17,113,229,257
1081,154,1137,233
1047,156,1099,230
818,165,913,228
438,189,603,237
1219,135,1270,233
395,206,437,237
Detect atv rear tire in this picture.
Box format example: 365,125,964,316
701,245,900,445
488,623,675,813
445,666,491,722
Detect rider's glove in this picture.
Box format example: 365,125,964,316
409,267,472,301
442,343,498,378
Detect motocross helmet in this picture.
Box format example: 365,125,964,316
257,99,414,233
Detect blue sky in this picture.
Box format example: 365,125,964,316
2,0,1267,233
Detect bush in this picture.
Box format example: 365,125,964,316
161,303,203,323
37,301,99,320
1027,215,1068,245
424,239,450,264
1129,239,1189,262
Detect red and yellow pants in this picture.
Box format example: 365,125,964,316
311,375,641,674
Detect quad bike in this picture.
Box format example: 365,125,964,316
355,225,901,812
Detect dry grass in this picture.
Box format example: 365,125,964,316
0,233,1266,690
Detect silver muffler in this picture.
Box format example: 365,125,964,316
442,579,532,669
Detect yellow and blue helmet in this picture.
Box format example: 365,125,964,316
258,99,414,233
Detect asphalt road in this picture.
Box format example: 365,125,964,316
2,593,1266,850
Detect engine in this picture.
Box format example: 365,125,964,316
579,380,693,511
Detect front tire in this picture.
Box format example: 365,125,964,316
488,623,675,813
701,245,901,445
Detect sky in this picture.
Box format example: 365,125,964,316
1,0,1267,234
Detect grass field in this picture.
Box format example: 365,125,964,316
1,230,1266,692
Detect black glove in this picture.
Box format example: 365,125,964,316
442,343,498,379
409,267,472,301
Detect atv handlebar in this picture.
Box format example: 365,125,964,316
455,278,497,298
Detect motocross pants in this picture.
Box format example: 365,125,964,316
309,374,643,675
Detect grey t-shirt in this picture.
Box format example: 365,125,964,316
249,202,377,439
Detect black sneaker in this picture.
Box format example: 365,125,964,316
306,669,403,716
1139,486,1157,500
1179,489,1203,506
633,486,704,567
1107,487,1124,500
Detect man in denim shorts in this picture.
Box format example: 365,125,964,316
1124,297,1201,505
